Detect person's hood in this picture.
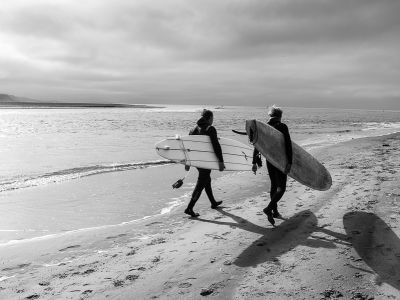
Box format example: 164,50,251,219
197,117,210,129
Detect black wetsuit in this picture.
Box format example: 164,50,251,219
186,117,224,209
253,117,292,213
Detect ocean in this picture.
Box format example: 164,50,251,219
1,105,399,245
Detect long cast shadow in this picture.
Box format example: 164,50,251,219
344,211,400,290
197,208,400,290
197,209,341,267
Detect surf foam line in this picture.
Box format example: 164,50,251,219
0,160,173,193
0,191,192,247
300,126,400,151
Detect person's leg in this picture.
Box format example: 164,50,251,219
203,170,223,208
266,163,278,211
268,171,287,217
185,168,207,216
264,163,278,225
271,173,287,217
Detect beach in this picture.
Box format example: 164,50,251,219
1,130,399,299
2,0,400,298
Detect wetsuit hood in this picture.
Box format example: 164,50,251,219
197,117,210,129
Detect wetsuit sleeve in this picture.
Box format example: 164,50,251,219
252,148,259,164
207,127,224,162
280,124,293,164
189,126,197,135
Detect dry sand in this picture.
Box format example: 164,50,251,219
1,133,400,299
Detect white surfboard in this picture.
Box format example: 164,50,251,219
155,135,254,171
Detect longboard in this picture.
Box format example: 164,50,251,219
155,135,253,171
246,119,332,190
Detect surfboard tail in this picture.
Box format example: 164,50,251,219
245,119,258,144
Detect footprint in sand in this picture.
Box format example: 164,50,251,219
81,290,93,296
2,263,31,271
126,249,136,256
113,280,124,287
147,237,166,245
145,221,163,227
82,269,96,275
59,245,81,252
106,234,127,240
178,282,192,288
126,274,139,281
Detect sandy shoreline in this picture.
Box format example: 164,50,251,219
1,133,400,299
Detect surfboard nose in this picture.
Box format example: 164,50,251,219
245,119,258,144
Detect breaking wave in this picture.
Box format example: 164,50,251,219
0,160,173,193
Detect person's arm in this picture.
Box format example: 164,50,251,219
208,127,225,171
252,148,259,174
280,124,292,174
189,126,197,136
186,126,197,170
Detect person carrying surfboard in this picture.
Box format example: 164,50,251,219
184,109,225,217
252,105,292,226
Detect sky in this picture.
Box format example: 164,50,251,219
0,0,399,109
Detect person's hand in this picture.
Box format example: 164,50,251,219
219,162,225,171
185,165,190,171
252,164,257,175
284,163,292,175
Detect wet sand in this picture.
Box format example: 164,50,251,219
1,133,400,299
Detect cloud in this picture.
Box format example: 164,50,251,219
0,0,399,108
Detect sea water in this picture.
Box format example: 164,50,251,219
0,105,399,244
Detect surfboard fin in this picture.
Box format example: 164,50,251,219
232,129,247,135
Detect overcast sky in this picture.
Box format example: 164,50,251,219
1,0,399,108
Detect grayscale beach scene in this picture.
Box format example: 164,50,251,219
1,1,400,299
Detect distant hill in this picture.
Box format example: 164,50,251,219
0,94,37,103
0,94,162,109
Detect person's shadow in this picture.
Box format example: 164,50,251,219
197,209,347,267
197,208,400,291
343,211,400,290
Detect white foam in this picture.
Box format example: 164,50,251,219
0,189,193,247
0,275,16,282
362,122,400,131
0,215,154,247
0,160,172,193
136,235,153,240
43,260,73,267
160,192,191,215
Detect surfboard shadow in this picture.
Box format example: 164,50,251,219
197,209,338,268
343,211,400,290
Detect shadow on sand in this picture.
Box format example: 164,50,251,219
198,209,400,290
197,209,342,267
343,211,400,290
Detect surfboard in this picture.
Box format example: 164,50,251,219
246,119,332,191
155,135,254,171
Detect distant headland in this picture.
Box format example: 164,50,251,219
0,94,163,109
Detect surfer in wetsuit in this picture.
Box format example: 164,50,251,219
184,109,225,217
252,105,292,225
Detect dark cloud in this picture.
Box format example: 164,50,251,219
0,0,399,108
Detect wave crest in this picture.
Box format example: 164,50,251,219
0,160,173,192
